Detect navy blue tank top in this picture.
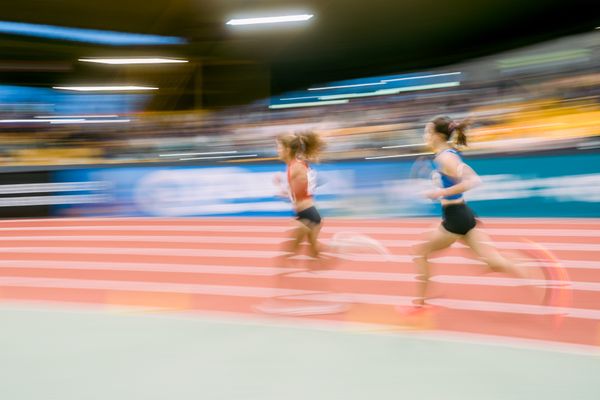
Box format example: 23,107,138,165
432,148,464,201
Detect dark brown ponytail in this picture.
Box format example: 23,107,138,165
431,116,470,147
451,120,469,147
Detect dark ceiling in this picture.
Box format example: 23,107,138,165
0,0,598,107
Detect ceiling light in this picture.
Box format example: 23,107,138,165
79,58,188,65
49,119,131,124
36,115,119,119
0,119,84,123
53,86,158,92
226,14,313,26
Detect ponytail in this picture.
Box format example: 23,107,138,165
297,131,324,161
432,116,470,148
277,131,325,160
450,120,469,147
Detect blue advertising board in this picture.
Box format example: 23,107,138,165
51,152,600,218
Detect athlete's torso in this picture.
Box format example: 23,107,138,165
287,159,316,211
432,148,465,205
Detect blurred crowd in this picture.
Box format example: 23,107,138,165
1,32,600,167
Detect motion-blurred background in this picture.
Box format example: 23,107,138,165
0,1,598,220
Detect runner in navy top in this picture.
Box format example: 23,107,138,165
410,116,535,310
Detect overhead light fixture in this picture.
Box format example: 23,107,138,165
0,119,84,123
50,119,131,124
36,115,119,119
0,20,186,46
79,58,188,65
269,99,349,109
53,86,158,92
226,14,313,26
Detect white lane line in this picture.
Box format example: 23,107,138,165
425,298,600,321
0,247,597,269
0,235,284,245
0,217,598,225
0,225,598,237
0,235,599,252
0,225,286,233
0,259,595,291
433,256,600,270
1,276,594,319
0,246,284,259
0,276,308,298
0,260,292,276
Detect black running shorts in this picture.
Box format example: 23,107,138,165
442,203,477,235
296,206,322,226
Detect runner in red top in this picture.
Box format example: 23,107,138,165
254,131,347,315
276,132,324,262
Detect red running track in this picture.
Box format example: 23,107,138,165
0,217,599,347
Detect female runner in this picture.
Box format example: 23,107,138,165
411,116,537,309
276,131,325,264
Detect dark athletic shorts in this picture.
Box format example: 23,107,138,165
442,203,477,235
296,206,322,226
